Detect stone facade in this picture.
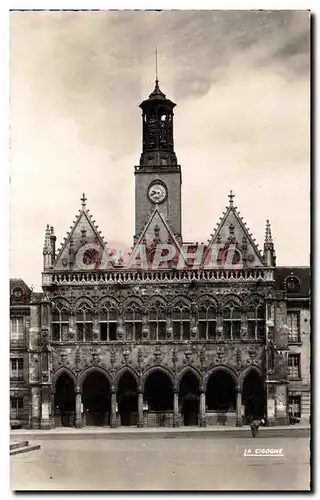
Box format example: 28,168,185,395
10,80,310,429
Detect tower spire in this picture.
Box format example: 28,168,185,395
155,46,158,83
265,219,273,244
263,219,276,266
139,55,178,169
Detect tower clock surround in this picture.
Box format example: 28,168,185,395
147,181,167,204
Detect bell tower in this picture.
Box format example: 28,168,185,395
134,77,182,241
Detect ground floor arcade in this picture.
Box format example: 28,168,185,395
29,366,272,428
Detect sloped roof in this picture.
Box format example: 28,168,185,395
129,206,186,268
10,278,31,294
204,198,265,267
274,266,310,298
53,196,107,271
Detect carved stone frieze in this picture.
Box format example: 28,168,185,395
184,347,193,364
122,347,131,365
215,346,226,364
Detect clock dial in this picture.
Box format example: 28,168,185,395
148,183,167,204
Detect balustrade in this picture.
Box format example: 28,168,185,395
48,268,274,286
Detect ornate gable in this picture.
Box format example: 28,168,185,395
204,191,265,268
129,207,185,269
53,194,107,271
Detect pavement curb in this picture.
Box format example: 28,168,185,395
10,426,310,440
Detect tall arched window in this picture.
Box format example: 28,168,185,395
99,307,117,341
223,302,241,340
172,304,190,341
75,304,93,342
52,306,69,342
247,302,265,340
124,304,142,341
149,306,166,341
198,303,217,340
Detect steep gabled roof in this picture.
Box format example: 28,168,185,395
204,192,265,267
129,206,186,268
53,195,107,271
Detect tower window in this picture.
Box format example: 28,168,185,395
160,114,166,121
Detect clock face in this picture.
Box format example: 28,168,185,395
148,183,167,204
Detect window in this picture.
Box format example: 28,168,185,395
198,304,217,340
76,305,93,342
288,395,301,418
247,302,265,340
52,307,69,342
223,303,241,340
10,396,23,420
10,358,24,379
288,311,300,342
288,354,301,379
99,308,117,341
172,305,190,341
149,307,167,341
10,318,24,344
124,306,142,341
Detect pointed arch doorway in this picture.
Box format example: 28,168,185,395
242,370,265,424
179,371,200,426
117,371,138,426
54,373,75,427
82,371,111,426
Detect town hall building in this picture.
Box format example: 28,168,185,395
10,78,310,429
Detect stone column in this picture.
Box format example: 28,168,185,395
110,391,118,428
50,391,56,428
275,383,289,425
236,386,243,427
30,386,41,429
138,391,144,428
75,386,83,428
266,382,276,426
40,386,51,429
173,391,179,427
199,391,206,427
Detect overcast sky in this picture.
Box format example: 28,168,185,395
10,10,310,290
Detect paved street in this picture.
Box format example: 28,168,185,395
11,436,310,491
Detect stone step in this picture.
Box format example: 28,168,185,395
10,444,40,456
10,441,29,451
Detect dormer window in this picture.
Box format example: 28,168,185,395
285,274,300,293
